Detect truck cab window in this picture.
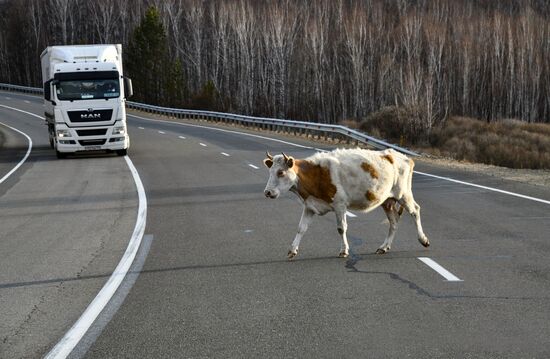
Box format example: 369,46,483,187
56,79,120,101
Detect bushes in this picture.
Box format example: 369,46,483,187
359,106,429,145
358,108,550,169
430,117,550,169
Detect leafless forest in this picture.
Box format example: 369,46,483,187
1,0,550,132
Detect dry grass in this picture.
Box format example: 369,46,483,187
428,117,550,169
359,108,550,169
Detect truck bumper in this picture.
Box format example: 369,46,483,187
56,135,129,153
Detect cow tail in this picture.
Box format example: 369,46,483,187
407,159,415,192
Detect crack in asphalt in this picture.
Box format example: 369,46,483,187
344,249,543,301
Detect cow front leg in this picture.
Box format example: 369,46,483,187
288,207,314,259
335,208,349,258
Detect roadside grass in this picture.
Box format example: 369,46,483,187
358,109,550,169
428,117,550,169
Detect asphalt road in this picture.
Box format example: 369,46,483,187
1,91,549,358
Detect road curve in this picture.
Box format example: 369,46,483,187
1,91,550,358
0,93,138,359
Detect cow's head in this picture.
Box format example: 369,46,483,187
263,152,297,199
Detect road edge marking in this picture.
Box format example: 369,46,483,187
414,171,550,206
44,156,147,359
418,257,462,282
0,120,32,185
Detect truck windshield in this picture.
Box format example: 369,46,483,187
56,79,120,101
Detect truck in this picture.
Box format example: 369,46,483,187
40,44,133,158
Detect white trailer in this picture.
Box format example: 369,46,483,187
40,44,133,158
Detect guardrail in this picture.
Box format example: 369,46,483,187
0,82,418,156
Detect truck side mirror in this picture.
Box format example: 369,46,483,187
44,80,51,101
124,77,133,98
44,80,58,105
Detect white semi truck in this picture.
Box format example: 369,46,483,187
40,44,132,158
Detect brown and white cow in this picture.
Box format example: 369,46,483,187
263,148,429,259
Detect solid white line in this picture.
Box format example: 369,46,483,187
0,104,40,184
221,152,230,157
418,257,462,282
0,102,149,358
414,171,550,206
199,143,207,147
44,156,147,359
178,136,186,139
66,235,154,358
127,113,550,207
158,131,165,134
248,164,259,169
0,104,44,120
0,122,33,184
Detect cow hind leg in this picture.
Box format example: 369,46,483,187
376,199,401,254
399,194,429,247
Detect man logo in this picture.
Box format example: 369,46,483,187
80,113,101,119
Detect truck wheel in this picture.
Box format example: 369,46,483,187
56,150,67,159
116,149,127,156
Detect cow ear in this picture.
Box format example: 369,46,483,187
263,158,273,168
286,157,294,168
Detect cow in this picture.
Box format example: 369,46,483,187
263,148,429,259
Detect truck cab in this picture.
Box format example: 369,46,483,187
41,45,132,158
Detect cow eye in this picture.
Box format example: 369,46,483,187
277,170,285,177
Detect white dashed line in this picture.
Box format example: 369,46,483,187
345,211,357,218
221,152,230,157
178,136,186,139
158,131,165,134
24,100,30,104
5,97,11,100
248,164,259,169
199,143,207,147
418,257,462,282
138,127,144,130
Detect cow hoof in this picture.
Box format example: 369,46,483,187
420,237,430,248
338,251,349,258
376,248,388,255
288,250,298,260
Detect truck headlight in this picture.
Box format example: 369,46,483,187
57,129,71,138
113,126,125,135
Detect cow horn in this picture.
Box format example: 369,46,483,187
266,151,273,160
282,152,289,161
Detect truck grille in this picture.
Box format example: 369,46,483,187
76,129,107,136
68,109,113,122
78,139,106,146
